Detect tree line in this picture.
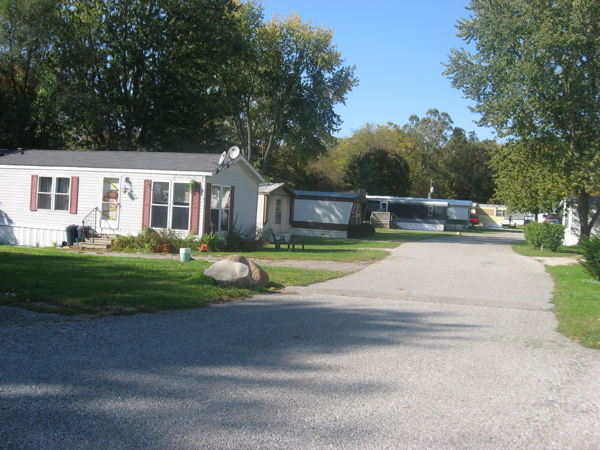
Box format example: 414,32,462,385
3,0,599,236
0,0,357,176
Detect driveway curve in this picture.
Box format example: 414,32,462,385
1,232,599,449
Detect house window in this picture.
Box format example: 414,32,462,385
210,185,231,233
428,206,434,217
495,209,505,217
37,177,70,211
275,198,282,224
150,181,190,230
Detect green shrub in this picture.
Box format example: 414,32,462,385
348,223,376,239
523,222,544,248
199,233,224,252
579,235,600,281
523,221,565,252
542,223,565,252
112,227,200,253
224,225,260,252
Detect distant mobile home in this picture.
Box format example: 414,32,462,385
366,196,474,231
475,204,508,228
257,183,296,242
0,149,264,247
292,190,367,239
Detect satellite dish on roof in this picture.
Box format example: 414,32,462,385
218,151,227,165
228,145,240,160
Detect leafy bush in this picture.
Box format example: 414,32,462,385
224,225,261,252
579,235,600,281
523,221,565,252
112,227,200,253
523,222,544,248
199,233,224,252
348,223,376,239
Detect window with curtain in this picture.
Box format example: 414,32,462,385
37,177,70,211
210,185,231,233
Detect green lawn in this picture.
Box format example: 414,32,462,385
512,242,600,350
9,230,594,351
0,230,445,316
0,246,346,316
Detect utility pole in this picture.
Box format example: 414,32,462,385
428,179,434,199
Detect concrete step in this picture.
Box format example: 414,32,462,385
75,236,116,250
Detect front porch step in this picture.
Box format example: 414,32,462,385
75,235,116,250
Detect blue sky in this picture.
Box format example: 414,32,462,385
255,0,497,141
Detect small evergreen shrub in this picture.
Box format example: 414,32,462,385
348,223,376,239
579,235,600,281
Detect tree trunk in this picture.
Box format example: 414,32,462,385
577,191,591,239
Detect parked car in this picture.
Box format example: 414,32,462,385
469,213,479,226
544,215,562,224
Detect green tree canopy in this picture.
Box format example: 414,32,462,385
0,0,61,148
222,5,358,175
53,0,243,151
343,148,411,196
445,0,600,236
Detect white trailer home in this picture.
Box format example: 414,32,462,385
291,190,367,239
0,149,263,247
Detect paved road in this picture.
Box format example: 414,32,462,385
1,232,599,449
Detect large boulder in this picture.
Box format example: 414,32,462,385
227,255,270,287
203,255,269,288
203,260,253,288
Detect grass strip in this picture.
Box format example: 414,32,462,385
512,242,599,350
0,247,344,316
548,265,600,350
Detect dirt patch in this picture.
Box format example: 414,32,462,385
533,256,581,266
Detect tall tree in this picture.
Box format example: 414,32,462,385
223,5,358,175
439,128,496,202
445,0,600,237
489,140,570,217
402,109,454,197
0,0,61,148
53,0,243,151
343,148,411,196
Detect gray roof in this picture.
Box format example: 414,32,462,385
367,195,474,207
0,149,229,173
259,182,297,197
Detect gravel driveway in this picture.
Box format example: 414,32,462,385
1,232,599,449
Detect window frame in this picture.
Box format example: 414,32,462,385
210,184,231,233
149,181,191,231
37,176,71,211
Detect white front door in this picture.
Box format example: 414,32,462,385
100,177,121,231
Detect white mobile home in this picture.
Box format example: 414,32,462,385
256,183,296,242
0,149,263,247
366,196,475,231
292,190,367,239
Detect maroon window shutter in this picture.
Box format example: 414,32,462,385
190,184,201,234
229,186,236,230
142,180,152,228
30,175,38,211
204,183,212,234
69,176,79,214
